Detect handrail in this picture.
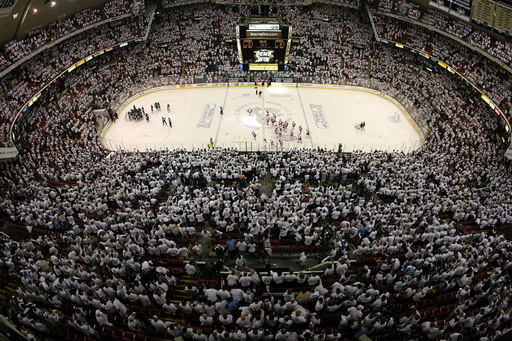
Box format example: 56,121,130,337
0,315,28,341
366,4,380,41
143,4,157,41
165,0,359,8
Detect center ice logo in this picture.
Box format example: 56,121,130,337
235,105,264,128
234,102,292,130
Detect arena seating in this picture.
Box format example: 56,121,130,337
0,0,135,73
0,2,511,341
377,0,512,67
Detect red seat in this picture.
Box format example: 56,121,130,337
123,331,136,340
422,310,433,318
134,334,147,341
102,326,114,334
113,328,125,338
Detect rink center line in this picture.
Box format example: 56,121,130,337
108,85,423,145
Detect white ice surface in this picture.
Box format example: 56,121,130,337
102,84,424,153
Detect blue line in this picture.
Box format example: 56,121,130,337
296,86,314,148
214,85,230,145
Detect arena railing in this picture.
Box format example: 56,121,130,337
0,315,28,341
164,0,209,8
101,140,425,154
164,0,360,8
365,3,380,41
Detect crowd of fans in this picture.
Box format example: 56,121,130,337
377,0,512,66
0,0,136,72
277,5,373,83
0,3,153,147
2,1,512,147
372,13,512,117
0,2,511,341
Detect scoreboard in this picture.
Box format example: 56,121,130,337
237,18,292,71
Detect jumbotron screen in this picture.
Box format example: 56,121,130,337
236,19,292,71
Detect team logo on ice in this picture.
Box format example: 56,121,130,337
310,104,329,129
197,103,216,128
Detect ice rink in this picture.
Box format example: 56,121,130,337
101,84,424,153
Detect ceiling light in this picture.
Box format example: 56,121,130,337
32,8,38,13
